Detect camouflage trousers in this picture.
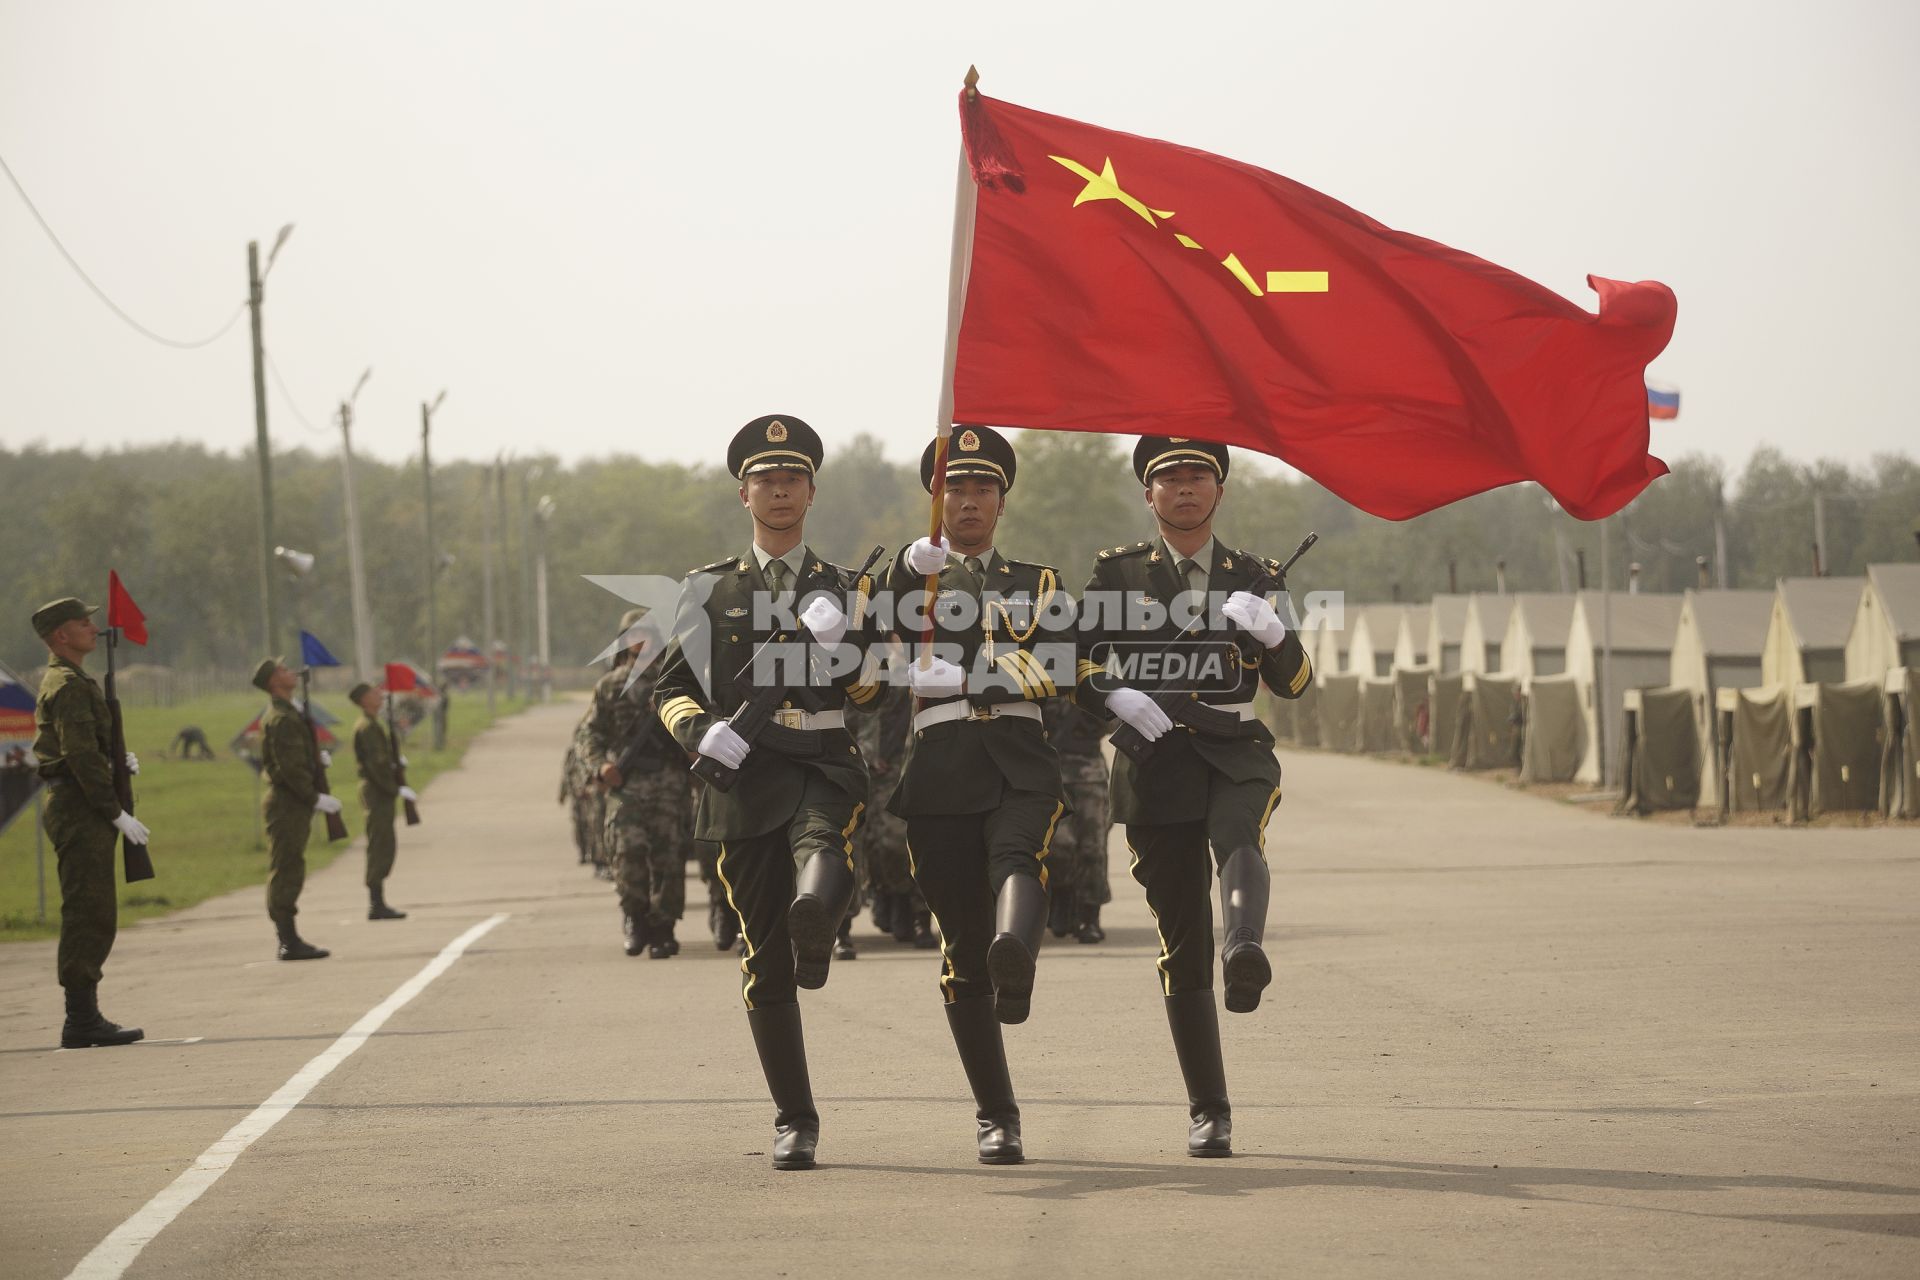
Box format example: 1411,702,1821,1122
1047,771,1113,906
604,766,692,927
860,803,925,911
47,786,117,991
571,788,606,865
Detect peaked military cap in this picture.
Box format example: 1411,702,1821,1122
728,415,823,479
31,597,98,639
348,682,375,703
251,656,286,692
1133,435,1231,485
921,425,1016,493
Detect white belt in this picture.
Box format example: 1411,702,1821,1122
912,700,1044,733
769,708,845,730
1210,700,1257,721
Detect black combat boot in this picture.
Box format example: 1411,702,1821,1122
60,984,143,1049
871,891,896,937
986,873,1047,1025
911,909,938,950
787,852,856,990
892,898,920,945
368,885,407,921
1048,884,1076,938
1074,900,1106,944
274,915,330,962
648,919,678,959
745,1003,821,1171
715,903,740,951
622,909,649,957
834,913,857,961
944,998,1024,1164
1164,990,1232,1157
1218,847,1272,1014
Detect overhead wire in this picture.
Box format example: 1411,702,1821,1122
0,148,247,350
265,351,336,437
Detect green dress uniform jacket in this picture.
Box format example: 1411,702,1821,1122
34,656,124,990
261,697,320,810
1074,538,1313,825
884,548,1070,816
353,714,400,802
32,656,121,821
653,546,883,842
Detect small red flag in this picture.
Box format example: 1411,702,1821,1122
383,662,418,693
107,571,148,646
951,92,1676,521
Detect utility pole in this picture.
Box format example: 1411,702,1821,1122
248,242,277,654
1812,489,1828,577
338,369,376,681
420,389,447,746
481,462,498,716
494,456,517,700
519,465,539,699
535,494,556,703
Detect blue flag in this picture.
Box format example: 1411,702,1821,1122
300,630,343,668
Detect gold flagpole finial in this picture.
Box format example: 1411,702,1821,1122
964,65,980,99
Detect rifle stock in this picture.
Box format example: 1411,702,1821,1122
303,670,350,842
389,699,421,826
103,628,155,883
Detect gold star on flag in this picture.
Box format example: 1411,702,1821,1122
1049,154,1175,227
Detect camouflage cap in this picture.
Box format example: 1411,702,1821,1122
32,597,98,639
347,682,374,703
251,657,286,692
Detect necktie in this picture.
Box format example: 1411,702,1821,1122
765,557,787,603
965,555,985,580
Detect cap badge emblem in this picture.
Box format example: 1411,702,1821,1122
766,420,788,443
959,429,980,452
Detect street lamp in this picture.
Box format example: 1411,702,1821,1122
338,367,375,679
275,545,315,656
421,389,448,746
534,494,557,703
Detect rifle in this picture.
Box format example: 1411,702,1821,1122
692,545,887,793
1109,532,1318,767
102,626,155,883
302,667,350,842
387,693,421,826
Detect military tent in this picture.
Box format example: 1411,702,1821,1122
1266,688,1296,744
1788,680,1887,819
1460,593,1514,674
1844,564,1920,682
1359,678,1397,752
1716,685,1792,813
1426,595,1470,675
1348,605,1406,678
1393,605,1431,670
1450,673,1522,770
1762,576,1866,696
1392,665,1432,754
1311,612,1355,685
1292,676,1323,748
1880,668,1917,819
1669,589,1775,812
1499,593,1577,683
1318,673,1361,753
1429,672,1465,760
1618,686,1701,814
1564,591,1684,786
1519,673,1586,784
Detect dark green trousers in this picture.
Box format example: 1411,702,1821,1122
362,793,397,888
264,792,313,923
906,790,1064,1004
48,786,117,991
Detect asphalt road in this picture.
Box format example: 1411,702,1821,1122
2,700,1915,1278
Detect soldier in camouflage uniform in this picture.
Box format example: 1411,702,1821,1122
560,711,607,873
1042,699,1113,943
30,597,147,1048
253,656,338,962
584,609,693,959
853,672,934,947
349,682,416,921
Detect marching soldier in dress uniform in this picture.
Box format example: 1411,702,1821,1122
349,682,416,921
1042,698,1113,943
652,414,883,1171
888,425,1071,1165
853,671,935,949
31,598,146,1047
585,608,693,959
1072,437,1312,1157
254,657,338,961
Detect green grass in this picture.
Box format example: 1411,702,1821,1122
0,690,527,941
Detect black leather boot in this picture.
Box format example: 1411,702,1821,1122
274,914,330,962
622,909,649,957
893,898,920,945
910,910,938,950
60,984,143,1048
1218,847,1272,1014
871,891,896,936
368,885,407,921
745,1004,820,1170
834,913,857,961
945,998,1024,1164
715,904,740,951
1164,991,1231,1157
788,853,856,990
648,919,678,959
1074,901,1106,944
1048,884,1076,938
987,873,1047,1025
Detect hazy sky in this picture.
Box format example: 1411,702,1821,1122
3,1,1915,480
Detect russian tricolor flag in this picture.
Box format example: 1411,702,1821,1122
1647,381,1681,420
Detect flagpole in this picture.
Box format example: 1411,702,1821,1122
920,67,982,662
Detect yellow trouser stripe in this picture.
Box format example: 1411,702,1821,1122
1255,787,1282,852
1033,800,1064,891
839,803,864,871
907,837,959,1004
1128,839,1175,996
714,842,756,1010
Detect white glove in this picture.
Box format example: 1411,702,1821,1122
905,535,949,575
1223,591,1288,648
112,811,152,844
698,722,751,770
124,751,140,776
398,755,408,767
908,655,966,699
399,785,418,802
799,595,848,648
314,794,344,816
1107,687,1174,742
319,749,333,768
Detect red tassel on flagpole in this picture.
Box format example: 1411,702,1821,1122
958,69,1024,193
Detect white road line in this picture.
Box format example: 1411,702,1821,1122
66,913,509,1280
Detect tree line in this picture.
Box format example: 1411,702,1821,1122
3,436,1916,678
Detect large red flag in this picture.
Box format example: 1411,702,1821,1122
383,662,418,692
950,92,1676,520
107,571,147,646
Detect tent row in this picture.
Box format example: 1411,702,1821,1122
1270,564,1920,820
